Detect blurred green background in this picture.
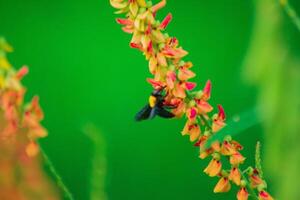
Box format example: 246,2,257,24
0,0,299,199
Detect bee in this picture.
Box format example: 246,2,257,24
135,88,175,121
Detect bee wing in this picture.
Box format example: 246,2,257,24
135,105,152,121
149,106,158,119
156,107,175,119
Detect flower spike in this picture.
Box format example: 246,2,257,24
110,1,274,199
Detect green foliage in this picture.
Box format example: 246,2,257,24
204,108,261,150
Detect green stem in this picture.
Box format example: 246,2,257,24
40,147,74,200
199,114,212,130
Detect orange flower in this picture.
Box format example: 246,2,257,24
231,140,243,151
237,187,249,200
178,63,195,81
213,177,231,193
230,152,245,165
169,98,186,117
157,52,167,66
162,46,188,59
220,141,236,156
204,158,222,177
211,141,221,152
181,121,201,142
172,82,186,98
212,105,226,132
258,191,274,200
195,99,213,114
194,135,208,147
26,141,39,157
229,167,241,185
249,169,264,188
166,71,176,89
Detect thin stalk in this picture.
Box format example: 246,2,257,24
199,114,212,130
40,147,74,200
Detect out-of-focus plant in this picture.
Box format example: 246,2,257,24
84,123,107,200
0,37,60,200
110,0,274,199
280,0,300,31
243,0,300,199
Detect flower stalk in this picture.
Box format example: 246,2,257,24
110,0,274,199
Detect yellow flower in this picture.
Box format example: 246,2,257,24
204,158,222,177
229,167,241,185
0,57,11,69
213,177,231,193
230,152,245,165
237,187,249,200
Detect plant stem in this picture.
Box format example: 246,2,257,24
199,114,212,130
40,147,74,200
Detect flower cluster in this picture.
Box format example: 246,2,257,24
110,0,274,199
0,38,59,199
0,38,47,157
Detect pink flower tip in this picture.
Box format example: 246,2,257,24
130,42,142,49
16,66,29,80
185,82,197,90
203,80,211,99
116,18,132,26
217,104,226,120
189,107,197,119
147,78,164,89
160,13,172,29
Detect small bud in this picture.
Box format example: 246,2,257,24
146,1,153,7
224,135,232,142
240,180,247,187
195,91,203,99
188,100,196,107
212,152,221,160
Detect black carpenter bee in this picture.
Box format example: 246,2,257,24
135,88,175,121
